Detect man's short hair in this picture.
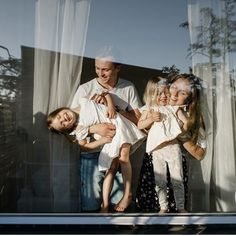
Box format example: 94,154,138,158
95,45,122,65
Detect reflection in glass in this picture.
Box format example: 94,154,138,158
0,0,236,215
188,0,236,212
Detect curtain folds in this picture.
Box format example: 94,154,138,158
20,0,236,213
188,0,236,212
24,0,91,212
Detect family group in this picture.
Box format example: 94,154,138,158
46,47,206,214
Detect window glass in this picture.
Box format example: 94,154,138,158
0,0,236,216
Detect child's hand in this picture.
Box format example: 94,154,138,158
100,136,113,144
150,110,162,122
90,93,107,105
106,106,117,119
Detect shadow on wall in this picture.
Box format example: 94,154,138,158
18,46,81,213
17,111,80,213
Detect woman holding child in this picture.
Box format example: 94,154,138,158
136,73,207,213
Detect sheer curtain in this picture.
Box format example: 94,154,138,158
21,0,90,212
187,0,236,212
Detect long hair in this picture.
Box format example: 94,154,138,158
47,107,78,143
143,76,169,107
171,73,205,143
47,107,69,133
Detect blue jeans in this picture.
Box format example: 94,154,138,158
80,152,123,212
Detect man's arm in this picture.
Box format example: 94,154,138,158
79,136,112,151
119,108,141,125
89,122,116,138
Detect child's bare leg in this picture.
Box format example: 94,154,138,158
100,157,119,213
114,143,132,212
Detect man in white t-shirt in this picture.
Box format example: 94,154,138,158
71,47,144,212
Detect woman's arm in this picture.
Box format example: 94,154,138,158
182,140,206,161
176,108,189,132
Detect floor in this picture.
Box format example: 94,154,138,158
0,224,236,234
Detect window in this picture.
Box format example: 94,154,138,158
0,0,236,226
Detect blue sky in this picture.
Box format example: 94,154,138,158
84,0,191,72
0,0,191,73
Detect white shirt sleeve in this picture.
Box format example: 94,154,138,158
127,85,142,111
70,86,87,108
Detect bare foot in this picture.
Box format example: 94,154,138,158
178,208,188,213
159,209,167,214
100,204,109,213
114,196,132,212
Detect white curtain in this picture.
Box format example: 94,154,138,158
187,0,236,212
23,0,90,212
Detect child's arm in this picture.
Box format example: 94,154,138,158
137,110,153,130
91,91,140,124
104,92,117,119
89,122,116,138
137,109,161,130
73,124,113,151
78,136,112,151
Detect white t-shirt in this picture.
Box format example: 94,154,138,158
70,77,142,153
71,78,141,111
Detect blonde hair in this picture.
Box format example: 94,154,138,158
143,76,169,107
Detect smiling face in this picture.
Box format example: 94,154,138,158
95,57,120,87
156,86,170,106
50,108,77,132
169,78,191,106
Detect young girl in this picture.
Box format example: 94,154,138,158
47,93,146,213
138,76,190,213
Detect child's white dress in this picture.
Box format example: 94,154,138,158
70,98,146,171
140,104,185,210
145,105,183,153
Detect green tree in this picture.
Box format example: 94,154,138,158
0,45,21,101
161,65,180,79
180,0,236,72
0,45,21,76
180,7,221,71
220,0,236,71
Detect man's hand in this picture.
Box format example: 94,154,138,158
99,136,113,145
89,123,116,138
